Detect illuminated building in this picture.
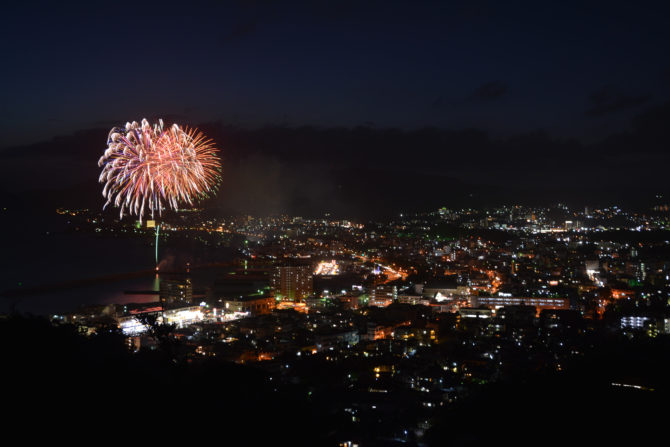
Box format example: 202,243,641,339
564,220,581,230
539,309,583,329
118,305,204,335
160,279,193,309
337,294,360,310
223,295,275,315
459,307,494,319
271,265,313,301
611,289,635,300
364,322,392,340
620,315,650,329
163,306,205,327
585,260,599,280
369,285,397,307
620,315,670,336
397,292,430,306
363,320,410,340
472,296,570,315
306,296,330,311
314,329,359,351
422,278,468,300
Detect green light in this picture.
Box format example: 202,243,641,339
155,223,160,265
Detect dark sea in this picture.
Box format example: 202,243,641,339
0,207,239,315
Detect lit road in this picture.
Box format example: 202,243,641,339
351,253,407,284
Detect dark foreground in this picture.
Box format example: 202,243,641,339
3,315,666,446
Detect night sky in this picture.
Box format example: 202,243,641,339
2,0,670,216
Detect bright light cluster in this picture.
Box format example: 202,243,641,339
315,260,340,275
119,306,205,335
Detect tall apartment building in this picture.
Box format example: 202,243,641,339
160,278,193,309
271,265,313,301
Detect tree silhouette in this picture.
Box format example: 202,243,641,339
133,313,179,359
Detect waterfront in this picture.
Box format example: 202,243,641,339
0,209,238,315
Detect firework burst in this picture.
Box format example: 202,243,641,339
98,118,221,222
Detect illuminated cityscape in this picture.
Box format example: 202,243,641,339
6,203,670,443
3,2,670,445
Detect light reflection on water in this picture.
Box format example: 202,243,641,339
4,266,236,316
1,218,238,315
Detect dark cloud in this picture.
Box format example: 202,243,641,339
468,81,508,101
4,102,670,216
586,86,650,116
595,100,670,154
431,81,507,111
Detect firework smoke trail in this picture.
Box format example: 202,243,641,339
98,119,221,223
